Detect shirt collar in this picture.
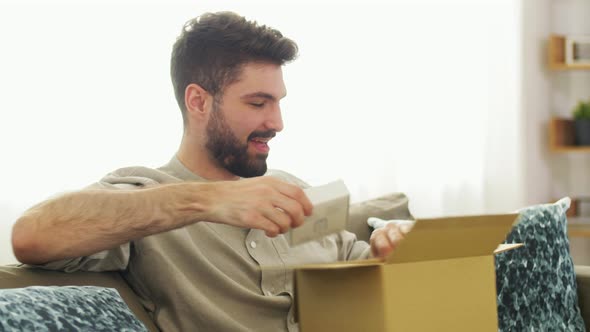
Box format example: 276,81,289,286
160,154,206,182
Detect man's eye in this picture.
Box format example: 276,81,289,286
249,102,264,108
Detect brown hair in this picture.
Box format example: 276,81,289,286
170,11,298,124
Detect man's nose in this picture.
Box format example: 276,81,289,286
265,107,284,132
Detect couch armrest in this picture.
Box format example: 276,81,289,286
576,265,590,328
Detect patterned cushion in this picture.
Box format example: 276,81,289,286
495,197,586,331
0,286,148,332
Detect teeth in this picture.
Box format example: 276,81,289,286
252,138,269,143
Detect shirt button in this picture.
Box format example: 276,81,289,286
250,241,257,249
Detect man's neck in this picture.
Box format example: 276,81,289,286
177,138,239,181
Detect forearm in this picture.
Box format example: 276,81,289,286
12,182,211,264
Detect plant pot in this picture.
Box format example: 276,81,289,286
574,119,590,145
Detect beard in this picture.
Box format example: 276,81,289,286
205,102,275,178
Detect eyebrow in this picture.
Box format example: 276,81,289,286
240,92,286,101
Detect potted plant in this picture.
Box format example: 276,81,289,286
573,99,590,145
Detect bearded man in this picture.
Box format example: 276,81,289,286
12,12,403,331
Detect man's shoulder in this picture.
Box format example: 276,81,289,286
264,169,310,189
91,165,182,189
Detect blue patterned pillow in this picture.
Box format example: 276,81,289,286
495,197,585,331
0,286,148,332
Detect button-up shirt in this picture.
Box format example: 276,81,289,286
39,156,371,331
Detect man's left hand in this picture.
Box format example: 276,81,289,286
369,222,406,258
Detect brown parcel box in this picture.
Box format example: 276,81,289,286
294,214,521,332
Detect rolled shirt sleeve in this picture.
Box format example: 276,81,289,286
32,168,161,272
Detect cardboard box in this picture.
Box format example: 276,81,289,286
294,213,521,332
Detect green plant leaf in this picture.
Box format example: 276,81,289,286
573,100,590,120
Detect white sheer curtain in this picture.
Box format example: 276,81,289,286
271,0,524,217
0,0,522,263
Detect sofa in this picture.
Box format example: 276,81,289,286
1,193,589,331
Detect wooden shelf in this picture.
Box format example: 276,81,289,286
548,35,590,70
549,117,590,152
551,146,590,153
569,217,590,238
550,63,590,70
569,223,590,238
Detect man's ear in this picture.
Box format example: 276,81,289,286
185,83,212,120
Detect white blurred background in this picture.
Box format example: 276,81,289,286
1,0,588,264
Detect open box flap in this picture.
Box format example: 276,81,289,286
261,258,385,271
261,214,521,271
262,243,523,271
384,213,519,264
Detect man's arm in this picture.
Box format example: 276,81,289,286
12,177,313,265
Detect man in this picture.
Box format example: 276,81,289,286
12,12,404,331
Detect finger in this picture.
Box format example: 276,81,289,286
265,228,280,238
399,223,413,234
385,225,405,248
249,214,281,237
272,196,305,228
271,180,313,216
371,231,393,258
395,220,415,234
261,206,292,234
376,234,393,258
371,240,378,258
257,219,282,238
370,233,380,257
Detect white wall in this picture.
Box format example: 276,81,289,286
549,0,590,200
520,0,590,265
547,0,590,265
0,0,523,264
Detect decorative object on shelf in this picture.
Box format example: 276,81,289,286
573,99,590,145
567,197,590,238
549,34,590,70
558,197,590,237
565,35,590,65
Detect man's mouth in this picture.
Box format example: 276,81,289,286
249,137,271,153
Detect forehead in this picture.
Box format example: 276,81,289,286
224,62,287,100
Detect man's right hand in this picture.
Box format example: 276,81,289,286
204,177,313,237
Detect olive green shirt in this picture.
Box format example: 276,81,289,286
40,156,371,331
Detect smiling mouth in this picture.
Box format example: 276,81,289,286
249,137,271,153
250,137,271,144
